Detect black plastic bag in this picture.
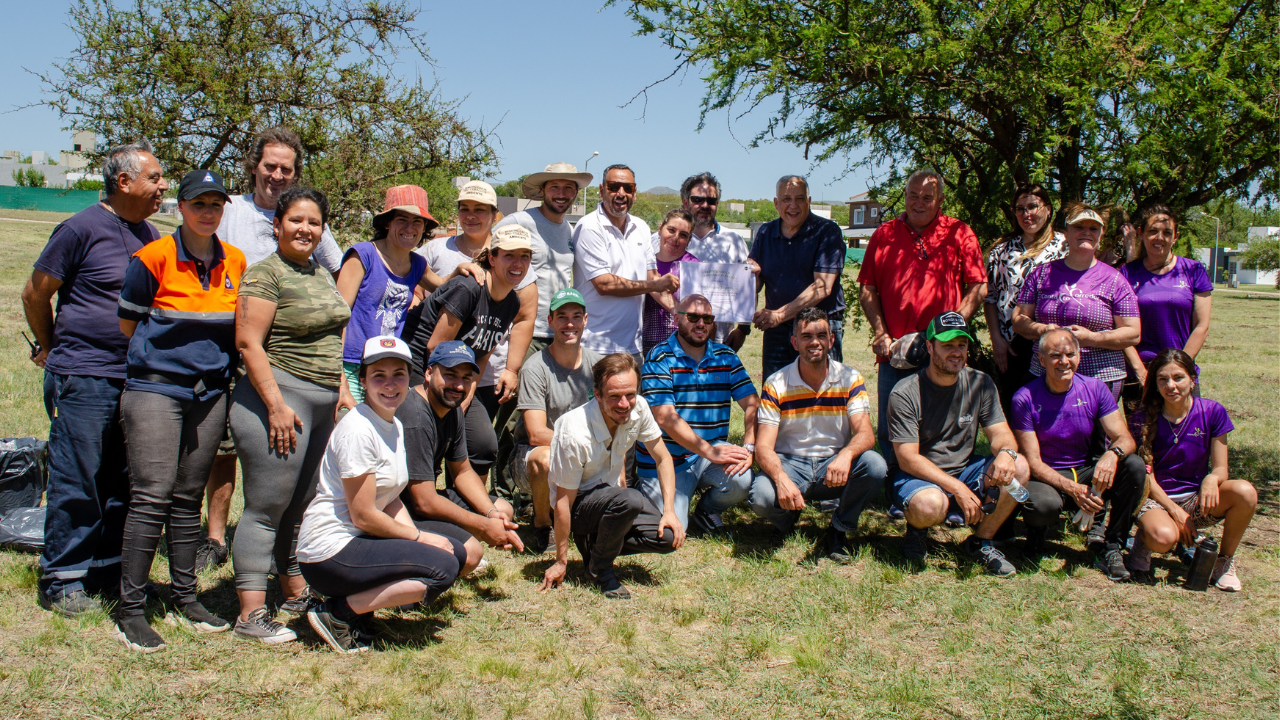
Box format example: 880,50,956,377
0,506,44,553
0,437,47,518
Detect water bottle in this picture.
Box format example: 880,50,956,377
1005,478,1030,503
1183,536,1219,591
1072,487,1101,531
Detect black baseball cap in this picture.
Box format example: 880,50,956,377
177,169,229,201
924,311,975,343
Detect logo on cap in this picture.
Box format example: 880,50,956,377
203,172,214,183
937,312,966,328
380,338,396,348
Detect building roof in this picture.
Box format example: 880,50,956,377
847,191,871,203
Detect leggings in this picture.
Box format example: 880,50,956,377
299,533,467,602
230,367,338,591
119,389,227,616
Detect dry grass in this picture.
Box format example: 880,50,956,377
0,214,1275,719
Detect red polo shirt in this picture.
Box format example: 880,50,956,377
856,213,987,361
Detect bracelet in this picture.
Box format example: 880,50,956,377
414,529,421,542
485,507,499,518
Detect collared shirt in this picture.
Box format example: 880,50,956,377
117,232,246,400
759,358,871,457
573,205,656,354
748,212,847,316
637,335,756,475
548,395,663,499
984,232,1068,341
856,213,987,360
218,193,343,273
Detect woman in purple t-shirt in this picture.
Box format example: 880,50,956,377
642,209,699,354
1127,350,1256,590
1012,203,1141,399
1119,206,1213,405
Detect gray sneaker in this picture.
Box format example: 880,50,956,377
234,606,297,645
39,589,103,618
966,537,1016,577
308,599,370,654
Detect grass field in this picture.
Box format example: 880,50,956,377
0,213,1275,719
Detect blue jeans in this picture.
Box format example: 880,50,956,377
40,372,130,598
888,455,997,515
750,450,887,533
637,444,752,530
875,362,917,471
760,312,844,382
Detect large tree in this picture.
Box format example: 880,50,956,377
34,0,496,234
622,0,1277,240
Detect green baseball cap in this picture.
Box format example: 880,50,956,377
549,288,586,312
924,311,975,343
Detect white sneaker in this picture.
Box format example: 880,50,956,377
1211,555,1241,592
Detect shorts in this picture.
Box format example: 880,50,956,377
443,487,502,514
1138,494,1222,529
888,455,998,517
506,443,537,494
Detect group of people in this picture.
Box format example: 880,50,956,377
21,129,1257,656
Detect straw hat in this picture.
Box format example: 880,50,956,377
521,162,594,200
372,185,437,232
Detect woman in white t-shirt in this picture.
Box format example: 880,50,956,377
296,336,467,654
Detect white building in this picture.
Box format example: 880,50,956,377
1200,227,1279,287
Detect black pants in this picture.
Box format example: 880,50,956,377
1020,454,1146,546
571,483,678,577
462,399,498,480
299,532,468,602
992,334,1035,420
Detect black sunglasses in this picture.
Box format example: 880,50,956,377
914,236,929,260
678,312,716,325
606,182,636,194
688,195,719,206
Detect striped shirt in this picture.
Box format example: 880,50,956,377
637,334,757,476
759,359,871,457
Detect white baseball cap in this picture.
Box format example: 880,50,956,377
361,336,412,366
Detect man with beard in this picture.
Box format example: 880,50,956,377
573,165,679,361
394,341,524,570
638,295,758,536
674,172,752,350
886,312,1029,576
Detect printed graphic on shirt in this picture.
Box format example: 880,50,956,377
375,281,411,336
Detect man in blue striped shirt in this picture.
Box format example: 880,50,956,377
638,295,759,536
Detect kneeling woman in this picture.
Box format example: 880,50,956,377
1128,349,1257,590
296,337,468,653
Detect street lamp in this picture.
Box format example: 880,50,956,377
1202,213,1221,284
580,151,598,215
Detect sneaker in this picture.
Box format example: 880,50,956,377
887,505,905,520
194,537,229,573
1125,538,1154,584
234,606,297,645
38,589,103,618
825,527,853,563
965,537,1016,577
902,525,928,562
944,511,965,528
595,571,631,600
1211,555,1241,592
167,601,231,634
279,587,320,615
1094,544,1131,582
308,599,369,654
1085,507,1108,552
529,524,552,554
1024,525,1049,558
114,615,166,653
688,506,729,539
473,557,491,575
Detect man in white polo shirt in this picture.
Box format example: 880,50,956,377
573,164,679,360
538,353,684,599
677,172,752,350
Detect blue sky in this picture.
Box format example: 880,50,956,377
0,1,874,202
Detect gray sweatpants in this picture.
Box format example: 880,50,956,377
229,367,338,591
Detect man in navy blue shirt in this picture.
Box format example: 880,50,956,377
748,175,847,381
21,140,167,616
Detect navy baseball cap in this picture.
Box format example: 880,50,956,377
428,340,478,371
177,169,229,201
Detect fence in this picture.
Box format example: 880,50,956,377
0,187,102,214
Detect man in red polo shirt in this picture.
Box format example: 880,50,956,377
857,169,987,487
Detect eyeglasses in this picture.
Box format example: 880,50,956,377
678,312,716,325
914,237,929,260
605,182,636,194
688,195,718,206
1014,202,1045,215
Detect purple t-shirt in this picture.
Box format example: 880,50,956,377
1018,260,1139,383
1119,256,1212,363
1012,374,1118,470
341,242,427,363
642,252,699,351
1130,398,1234,497
33,203,160,378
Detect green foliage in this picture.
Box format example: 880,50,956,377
491,175,528,198
70,177,105,191
622,0,1278,241
1240,237,1280,288
1182,198,1280,250
11,168,47,188
38,0,496,236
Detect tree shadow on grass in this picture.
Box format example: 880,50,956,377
1227,444,1279,513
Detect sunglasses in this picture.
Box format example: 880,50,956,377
914,236,929,260
606,182,636,194
688,195,719,206
678,312,716,325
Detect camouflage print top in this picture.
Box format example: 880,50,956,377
238,252,351,388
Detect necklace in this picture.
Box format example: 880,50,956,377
1162,399,1195,445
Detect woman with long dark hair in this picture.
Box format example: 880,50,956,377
1126,349,1256,589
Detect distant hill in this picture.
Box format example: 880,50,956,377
642,185,679,197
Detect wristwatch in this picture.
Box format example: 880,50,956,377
1109,446,1125,460
743,444,755,454
999,448,1018,462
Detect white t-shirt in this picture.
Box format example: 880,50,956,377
216,193,344,273
548,395,662,502
296,403,408,563
495,208,573,339
572,206,656,355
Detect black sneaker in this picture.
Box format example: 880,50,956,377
194,537,229,573
902,525,929,562
279,586,320,615
1024,525,1049,558
825,527,853,563
688,506,729,539
965,537,1016,577
38,589,103,618
308,599,369,654
114,615,166,653
234,606,297,645
529,524,552,555
1094,544,1131,582
167,601,231,634
595,571,631,600
1085,506,1108,552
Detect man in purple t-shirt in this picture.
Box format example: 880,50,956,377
21,141,167,616
1010,329,1146,582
